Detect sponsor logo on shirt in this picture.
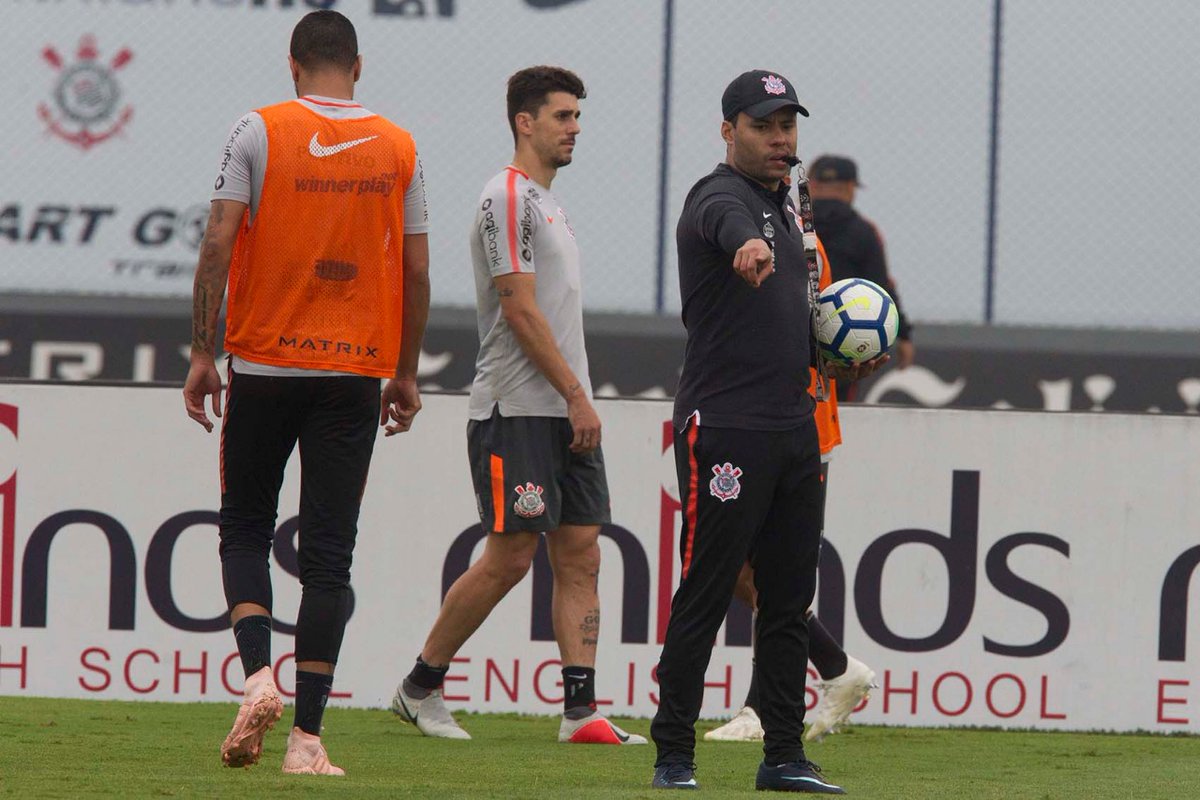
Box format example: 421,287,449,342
308,133,378,158
558,206,576,239
277,335,378,359
519,196,536,266
293,172,399,197
313,259,358,281
216,116,253,191
480,197,502,270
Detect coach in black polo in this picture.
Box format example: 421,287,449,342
650,70,845,794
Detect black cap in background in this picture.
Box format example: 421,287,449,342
809,154,861,185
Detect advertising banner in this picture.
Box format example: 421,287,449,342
0,384,1197,733
5,307,1200,415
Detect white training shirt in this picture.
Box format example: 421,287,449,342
209,95,429,378
467,166,592,420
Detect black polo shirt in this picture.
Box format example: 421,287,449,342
672,162,815,431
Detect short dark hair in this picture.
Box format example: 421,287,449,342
506,66,586,142
290,10,358,72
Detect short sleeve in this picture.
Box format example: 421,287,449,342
475,171,540,277
210,112,263,205
403,154,430,235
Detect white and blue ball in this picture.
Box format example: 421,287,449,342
815,277,899,364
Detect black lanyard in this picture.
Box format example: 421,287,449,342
792,162,829,401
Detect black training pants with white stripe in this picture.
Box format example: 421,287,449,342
652,416,824,767
218,365,379,665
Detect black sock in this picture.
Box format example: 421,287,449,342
562,666,596,719
294,670,334,736
406,656,449,698
744,659,760,713
233,615,272,679
807,612,848,680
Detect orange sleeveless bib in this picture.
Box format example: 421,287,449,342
224,100,417,377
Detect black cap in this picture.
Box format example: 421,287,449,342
809,154,861,185
722,70,809,121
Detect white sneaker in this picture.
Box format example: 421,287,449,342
703,706,764,742
558,710,647,744
805,655,876,742
391,681,471,740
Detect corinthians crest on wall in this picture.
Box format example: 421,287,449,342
39,35,134,151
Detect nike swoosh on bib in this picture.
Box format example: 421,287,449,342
308,133,379,158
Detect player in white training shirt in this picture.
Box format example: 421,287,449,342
391,66,645,746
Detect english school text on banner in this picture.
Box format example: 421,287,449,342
0,384,1196,733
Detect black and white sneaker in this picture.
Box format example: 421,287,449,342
652,762,698,790
755,760,845,793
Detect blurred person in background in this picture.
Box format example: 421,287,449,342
390,65,646,748
809,155,914,401
182,9,430,776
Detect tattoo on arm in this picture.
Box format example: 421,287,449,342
497,287,515,297
191,203,230,355
192,285,210,352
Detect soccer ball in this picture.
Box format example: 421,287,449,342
815,278,900,364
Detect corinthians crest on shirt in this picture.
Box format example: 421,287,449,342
709,462,743,502
513,481,546,518
38,34,134,151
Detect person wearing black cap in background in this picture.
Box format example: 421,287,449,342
649,69,882,794
809,155,915,400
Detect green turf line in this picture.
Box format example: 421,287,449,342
0,697,1197,798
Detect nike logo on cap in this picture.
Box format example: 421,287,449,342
309,133,378,158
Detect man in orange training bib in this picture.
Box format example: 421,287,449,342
182,9,430,776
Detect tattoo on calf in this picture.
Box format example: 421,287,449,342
580,609,600,647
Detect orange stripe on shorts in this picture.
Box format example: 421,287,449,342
490,453,505,533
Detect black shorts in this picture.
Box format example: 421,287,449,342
467,406,611,533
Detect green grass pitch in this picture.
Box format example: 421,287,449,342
1,696,1197,798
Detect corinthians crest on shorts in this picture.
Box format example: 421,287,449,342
513,481,546,518
709,462,743,502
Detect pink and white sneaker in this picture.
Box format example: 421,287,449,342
221,666,283,768
281,727,345,776
558,710,647,745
